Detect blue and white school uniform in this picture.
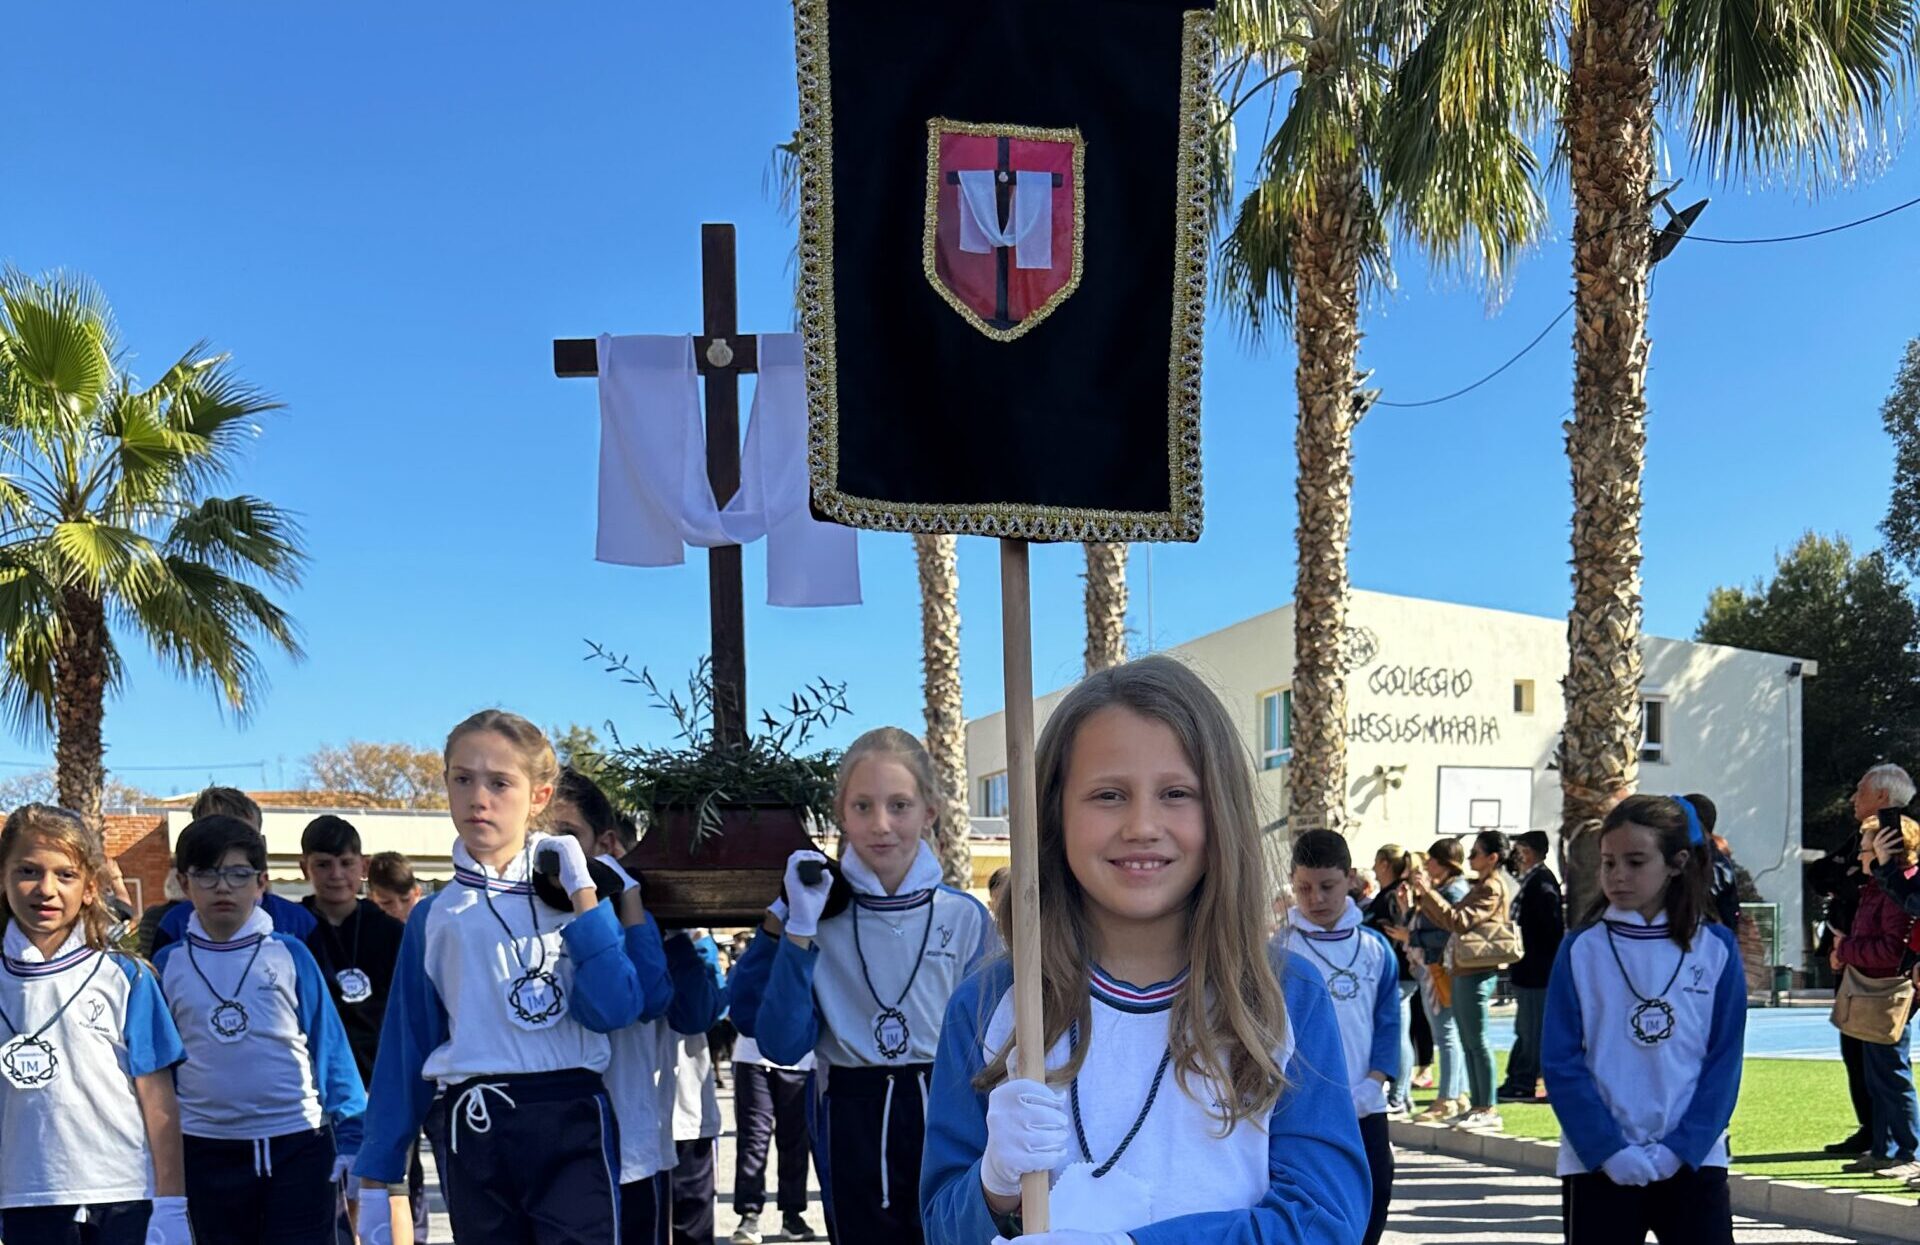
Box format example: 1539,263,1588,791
733,841,991,1244
1275,900,1400,1245
354,836,645,1244
0,926,186,1245
921,950,1371,1245
597,853,722,1245
153,907,366,1245
1544,908,1746,1244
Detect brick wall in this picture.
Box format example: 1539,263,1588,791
103,814,171,914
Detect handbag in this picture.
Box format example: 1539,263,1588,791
1832,964,1915,1045
1448,880,1525,973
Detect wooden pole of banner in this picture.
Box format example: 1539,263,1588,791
999,537,1050,1232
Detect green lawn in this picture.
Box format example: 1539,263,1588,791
1412,1054,1920,1201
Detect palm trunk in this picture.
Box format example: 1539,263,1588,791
1083,542,1130,674
1560,0,1660,918
915,533,972,888
1288,161,1370,836
52,588,109,827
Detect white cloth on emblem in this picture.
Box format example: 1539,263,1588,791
955,170,1054,270
595,332,860,607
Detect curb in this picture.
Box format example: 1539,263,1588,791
1389,1119,1920,1243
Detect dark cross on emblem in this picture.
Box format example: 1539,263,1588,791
945,139,1065,330
553,224,760,746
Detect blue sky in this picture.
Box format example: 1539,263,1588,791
2,6,1916,792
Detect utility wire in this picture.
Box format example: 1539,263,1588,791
1372,193,1920,410
0,759,266,772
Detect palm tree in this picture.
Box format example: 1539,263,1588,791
1554,0,1916,912
914,534,973,887
1083,542,1129,673
0,270,305,822
1215,0,1555,833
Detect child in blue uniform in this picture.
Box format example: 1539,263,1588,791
352,710,646,1244
1275,829,1400,1245
920,655,1370,1245
153,814,366,1245
731,726,993,1245
0,803,191,1245
1544,794,1745,1245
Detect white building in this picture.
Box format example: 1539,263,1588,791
965,589,1814,971
145,803,459,897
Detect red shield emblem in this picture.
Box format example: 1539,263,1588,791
924,119,1084,341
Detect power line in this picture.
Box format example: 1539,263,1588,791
0,759,266,772
1372,193,1919,410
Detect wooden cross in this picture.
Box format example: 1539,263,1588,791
554,222,756,749
946,145,1064,329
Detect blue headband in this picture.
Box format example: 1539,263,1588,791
1669,796,1705,846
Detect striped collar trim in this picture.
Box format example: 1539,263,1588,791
1090,964,1189,1013
186,930,268,952
3,944,98,978
1603,919,1672,940
1298,926,1358,942
454,865,535,895
853,888,933,911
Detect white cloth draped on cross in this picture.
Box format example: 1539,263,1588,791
594,332,861,607
955,169,1055,270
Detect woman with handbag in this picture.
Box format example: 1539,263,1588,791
1410,830,1519,1132
1833,818,1920,1180
1407,845,1470,1122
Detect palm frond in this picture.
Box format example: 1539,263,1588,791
47,520,164,597
121,555,304,719
0,269,118,429
0,551,67,741
162,495,307,588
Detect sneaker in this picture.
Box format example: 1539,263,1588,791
1825,1131,1872,1155
731,1212,764,1245
1455,1109,1503,1132
1496,1087,1534,1103
1842,1155,1899,1173
1879,1160,1920,1182
1412,1070,1436,1089
1413,1099,1462,1123
781,1213,816,1241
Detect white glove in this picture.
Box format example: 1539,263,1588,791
992,1234,1133,1245
981,1072,1073,1199
768,896,790,925
357,1190,398,1245
782,850,832,939
538,834,596,897
144,1196,192,1245
1644,1143,1683,1182
1601,1145,1658,1187
331,1153,355,1184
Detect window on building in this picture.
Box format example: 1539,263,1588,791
1640,696,1667,763
1514,679,1536,714
980,770,1009,817
1259,689,1293,771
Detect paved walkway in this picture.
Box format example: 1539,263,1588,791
1384,1149,1906,1245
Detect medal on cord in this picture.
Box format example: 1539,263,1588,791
187,933,265,1044
851,897,934,1060
328,905,372,1005
1298,930,1365,1001
0,952,106,1090
1605,922,1686,1045
479,843,565,1031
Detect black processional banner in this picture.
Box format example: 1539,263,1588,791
794,0,1214,542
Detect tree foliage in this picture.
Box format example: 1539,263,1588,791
303,741,448,809
0,767,150,811
1879,337,1920,576
1697,533,1920,849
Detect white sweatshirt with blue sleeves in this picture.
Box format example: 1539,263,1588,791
353,835,644,1184
920,950,1369,1245
1543,907,1746,1175
744,842,993,1069
1,927,186,1208
153,908,366,1150
1274,899,1400,1117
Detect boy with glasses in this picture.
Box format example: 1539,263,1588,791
153,816,366,1245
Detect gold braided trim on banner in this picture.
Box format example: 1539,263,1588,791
921,118,1086,343
793,0,1214,543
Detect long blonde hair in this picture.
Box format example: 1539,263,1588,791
974,655,1290,1126
833,726,938,831
0,804,116,951
444,710,559,804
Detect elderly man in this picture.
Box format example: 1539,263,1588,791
1826,764,1920,1160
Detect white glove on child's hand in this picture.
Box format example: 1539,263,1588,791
144,1196,191,1245
331,1153,355,1183
1644,1143,1683,1182
992,1233,1134,1245
537,834,597,898
357,1190,398,1245
1601,1145,1658,1187
768,896,790,925
981,1071,1073,1199
782,850,833,938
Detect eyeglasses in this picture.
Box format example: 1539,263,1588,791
186,866,262,891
